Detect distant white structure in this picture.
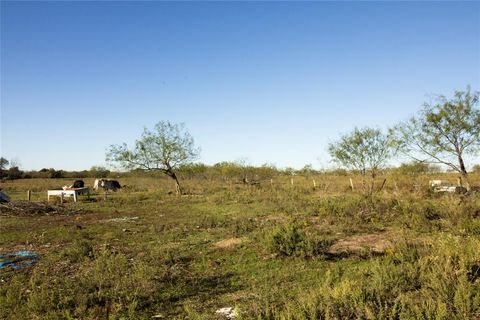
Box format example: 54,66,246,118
429,179,466,194
429,180,451,188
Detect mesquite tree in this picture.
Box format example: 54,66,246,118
328,127,393,193
393,87,480,190
106,121,200,195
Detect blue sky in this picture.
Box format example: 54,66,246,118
1,1,479,170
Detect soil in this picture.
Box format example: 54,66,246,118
0,201,90,216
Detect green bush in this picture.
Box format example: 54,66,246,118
62,240,94,262
266,222,333,258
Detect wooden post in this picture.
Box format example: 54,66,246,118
290,178,294,186
457,176,462,187
60,193,64,204
270,179,273,187
27,190,31,201
349,178,354,191
313,179,316,189
379,178,387,191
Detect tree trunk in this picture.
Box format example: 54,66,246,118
166,170,182,195
369,172,375,195
458,155,471,191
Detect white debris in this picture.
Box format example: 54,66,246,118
215,307,237,319
434,186,467,194
106,216,140,223
429,180,451,188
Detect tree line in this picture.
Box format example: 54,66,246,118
105,87,479,194
2,87,478,194
328,87,479,191
0,157,458,183
0,162,111,180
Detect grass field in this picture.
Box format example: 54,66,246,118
1,173,480,319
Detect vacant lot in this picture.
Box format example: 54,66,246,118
1,174,480,319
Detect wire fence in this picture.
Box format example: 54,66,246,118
5,189,128,203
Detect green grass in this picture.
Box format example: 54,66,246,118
1,174,480,319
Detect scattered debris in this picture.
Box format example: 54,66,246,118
0,251,39,271
105,216,140,223
434,186,467,194
429,180,452,188
215,307,237,319
0,201,90,216
429,179,469,194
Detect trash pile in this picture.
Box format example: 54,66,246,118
215,307,238,319
105,216,140,223
429,180,467,194
0,251,39,272
0,201,90,216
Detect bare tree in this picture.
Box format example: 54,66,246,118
393,87,480,190
106,121,200,195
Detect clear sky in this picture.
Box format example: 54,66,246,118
1,1,479,171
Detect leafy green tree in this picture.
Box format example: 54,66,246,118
213,161,243,180
328,127,393,192
89,166,110,178
395,162,440,176
256,163,278,180
178,163,208,179
6,167,23,180
106,121,200,195
393,87,480,189
47,168,64,179
296,164,316,176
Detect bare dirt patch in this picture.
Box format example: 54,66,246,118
213,237,248,249
327,232,395,256
0,201,90,216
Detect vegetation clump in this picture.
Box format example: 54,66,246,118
266,221,334,258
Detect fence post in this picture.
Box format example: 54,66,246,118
290,178,294,186
27,190,31,201
349,178,354,191
60,193,64,204
379,178,387,191
313,179,316,189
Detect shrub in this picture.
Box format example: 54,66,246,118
266,222,333,258
62,240,94,262
5,166,23,180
